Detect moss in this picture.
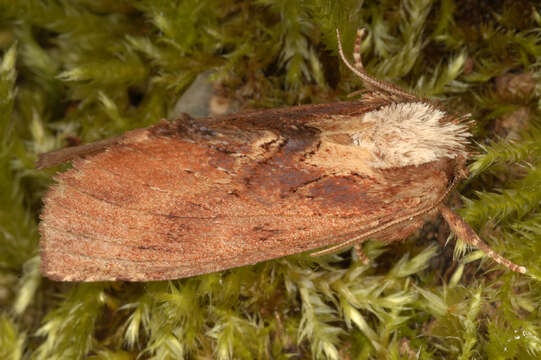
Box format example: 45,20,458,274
0,315,25,360
0,0,540,359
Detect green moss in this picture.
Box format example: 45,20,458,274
0,315,25,360
0,0,540,358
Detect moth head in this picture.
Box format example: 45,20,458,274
336,28,472,169
351,102,471,169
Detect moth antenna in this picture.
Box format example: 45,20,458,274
353,28,366,70
336,28,417,100
439,205,527,274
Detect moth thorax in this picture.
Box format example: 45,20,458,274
351,102,471,169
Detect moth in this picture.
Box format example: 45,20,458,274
38,29,526,281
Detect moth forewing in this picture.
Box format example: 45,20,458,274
40,103,453,281
37,28,527,281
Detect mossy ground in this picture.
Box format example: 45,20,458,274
0,1,540,359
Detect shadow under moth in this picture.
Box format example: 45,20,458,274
38,29,527,281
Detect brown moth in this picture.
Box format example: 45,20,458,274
38,29,527,281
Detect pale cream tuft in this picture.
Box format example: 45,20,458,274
351,102,470,168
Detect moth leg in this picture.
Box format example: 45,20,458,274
346,89,370,98
311,239,369,263
439,204,527,274
353,243,369,264
312,240,355,257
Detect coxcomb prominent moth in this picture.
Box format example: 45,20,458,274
38,29,526,281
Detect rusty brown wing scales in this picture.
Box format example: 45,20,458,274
38,28,526,281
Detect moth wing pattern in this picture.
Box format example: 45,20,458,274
39,103,453,281
39,27,527,281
